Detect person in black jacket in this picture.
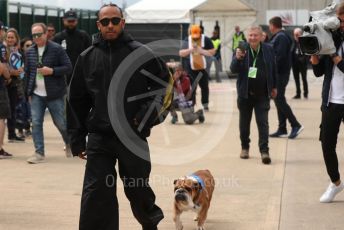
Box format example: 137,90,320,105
231,25,277,164
310,2,344,203
53,9,92,84
53,10,92,144
269,16,303,139
67,4,167,230
25,23,73,164
291,28,308,99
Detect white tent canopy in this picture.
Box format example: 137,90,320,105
193,0,254,12
125,0,206,23
125,0,255,23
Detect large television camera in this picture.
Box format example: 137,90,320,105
299,1,341,55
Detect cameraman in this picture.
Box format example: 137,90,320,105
311,3,344,203
230,25,277,165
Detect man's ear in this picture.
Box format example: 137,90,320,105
96,21,101,31
121,19,126,30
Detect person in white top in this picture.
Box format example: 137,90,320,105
311,3,344,203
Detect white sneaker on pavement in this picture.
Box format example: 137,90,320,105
27,153,45,164
320,182,344,203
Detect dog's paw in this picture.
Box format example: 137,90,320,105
196,226,205,230
175,222,183,230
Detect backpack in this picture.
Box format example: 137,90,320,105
127,41,174,127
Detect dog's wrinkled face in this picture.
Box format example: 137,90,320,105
173,177,201,209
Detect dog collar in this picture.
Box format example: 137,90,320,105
190,174,205,190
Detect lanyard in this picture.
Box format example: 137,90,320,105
250,45,260,68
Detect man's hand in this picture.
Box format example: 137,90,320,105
37,66,54,76
235,48,246,60
271,88,277,99
78,152,87,160
179,48,194,57
9,67,24,77
196,46,215,57
332,55,342,65
0,63,10,80
310,55,320,65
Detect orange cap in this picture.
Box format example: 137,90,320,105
191,25,201,39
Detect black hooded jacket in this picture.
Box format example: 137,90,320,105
53,29,92,83
67,32,170,155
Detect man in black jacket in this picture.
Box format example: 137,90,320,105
231,25,277,164
269,16,304,139
291,28,308,99
53,9,92,84
310,3,344,203
25,23,73,164
68,4,167,230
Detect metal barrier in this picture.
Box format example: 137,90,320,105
7,1,97,38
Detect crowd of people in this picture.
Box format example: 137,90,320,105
1,2,344,229
0,9,92,162
230,3,344,205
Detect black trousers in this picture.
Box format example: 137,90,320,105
79,133,164,230
320,103,344,183
292,62,308,97
274,74,301,132
237,95,270,153
6,84,18,138
189,69,209,106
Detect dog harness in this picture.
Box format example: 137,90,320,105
190,174,205,191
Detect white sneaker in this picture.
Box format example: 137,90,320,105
319,182,344,203
27,153,45,164
65,145,72,158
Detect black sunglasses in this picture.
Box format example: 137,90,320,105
98,17,122,26
32,32,44,39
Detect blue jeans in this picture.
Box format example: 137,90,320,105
31,94,69,155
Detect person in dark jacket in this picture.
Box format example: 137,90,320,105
0,21,7,64
291,28,309,99
67,4,167,230
53,9,92,84
230,25,277,165
25,22,73,164
269,16,303,139
52,9,92,144
310,2,344,203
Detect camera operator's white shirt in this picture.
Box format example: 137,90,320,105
330,43,344,104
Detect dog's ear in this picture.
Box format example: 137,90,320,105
173,179,178,185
